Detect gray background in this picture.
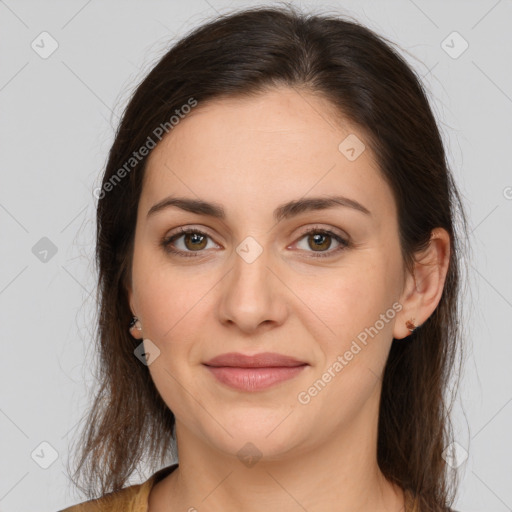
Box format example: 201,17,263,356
1,0,511,511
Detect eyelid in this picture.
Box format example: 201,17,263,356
166,225,217,240
293,224,349,243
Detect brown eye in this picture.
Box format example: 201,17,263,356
307,232,332,251
295,228,349,258
161,228,218,257
182,231,208,251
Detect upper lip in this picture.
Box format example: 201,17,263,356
203,352,308,368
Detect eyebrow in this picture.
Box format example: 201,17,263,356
146,194,371,222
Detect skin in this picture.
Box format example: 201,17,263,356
127,86,450,512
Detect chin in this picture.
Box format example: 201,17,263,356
200,409,308,461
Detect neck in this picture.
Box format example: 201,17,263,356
150,388,405,512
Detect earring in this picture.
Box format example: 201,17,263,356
405,319,417,333
129,316,142,333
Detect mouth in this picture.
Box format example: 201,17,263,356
203,352,309,392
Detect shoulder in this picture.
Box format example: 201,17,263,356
58,480,149,512
58,482,145,512
57,464,179,512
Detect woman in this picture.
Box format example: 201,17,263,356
60,4,468,511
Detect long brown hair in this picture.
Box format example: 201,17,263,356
68,4,469,510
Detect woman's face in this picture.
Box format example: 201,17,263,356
128,87,412,460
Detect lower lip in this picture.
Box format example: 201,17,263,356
204,365,307,391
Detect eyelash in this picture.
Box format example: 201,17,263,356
160,226,350,259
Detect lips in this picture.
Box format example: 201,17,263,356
203,352,308,392
203,352,307,368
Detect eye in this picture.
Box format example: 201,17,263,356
161,227,219,257
161,226,350,259
293,227,350,258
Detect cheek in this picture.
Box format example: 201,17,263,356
132,241,215,340
295,266,399,422
298,261,401,411
133,263,211,414
299,261,394,346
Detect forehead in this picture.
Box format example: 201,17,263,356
141,87,395,222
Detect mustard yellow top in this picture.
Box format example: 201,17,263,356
59,463,420,512
58,463,179,512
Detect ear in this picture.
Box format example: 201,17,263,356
393,227,451,340
126,282,144,339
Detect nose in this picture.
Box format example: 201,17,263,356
217,241,288,334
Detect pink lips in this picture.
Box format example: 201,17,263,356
203,352,308,392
